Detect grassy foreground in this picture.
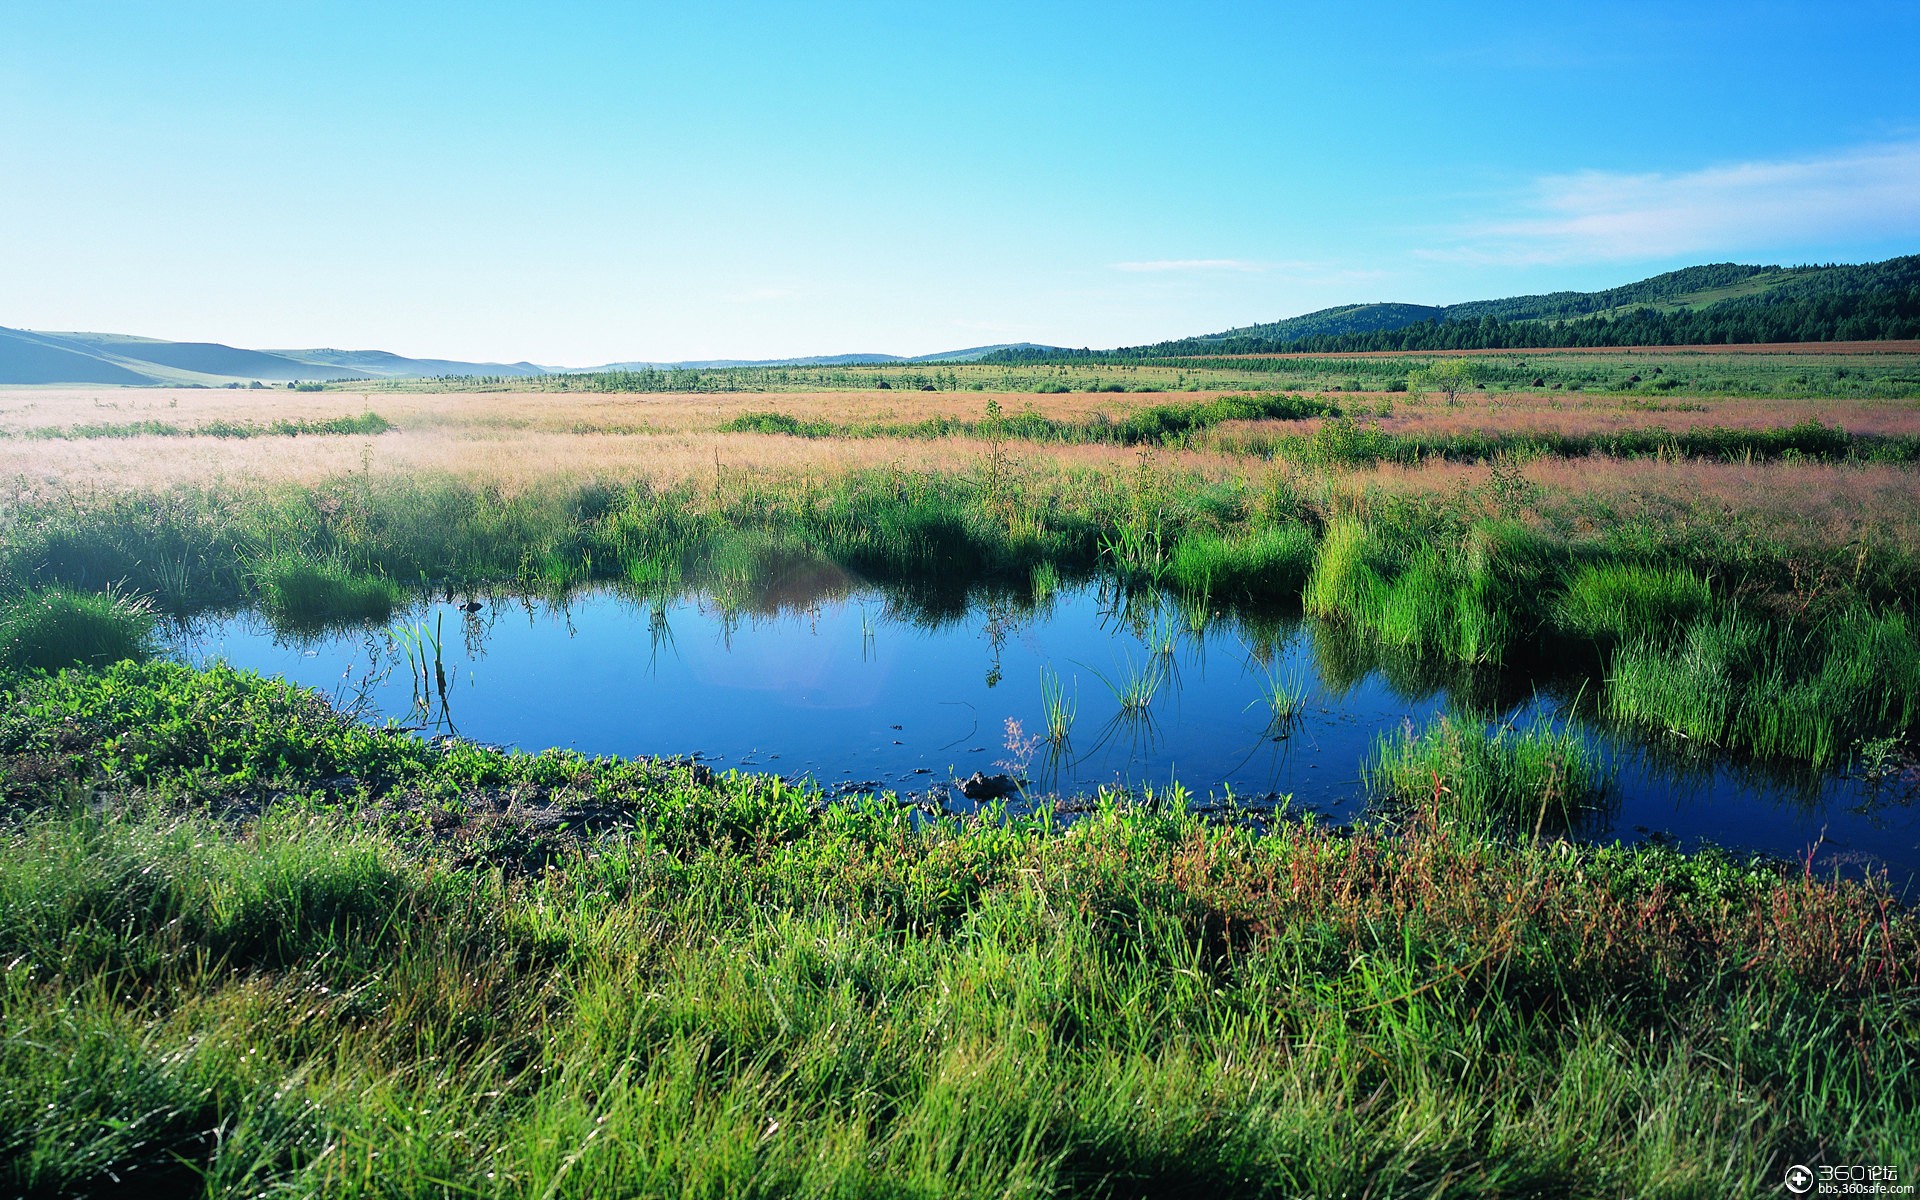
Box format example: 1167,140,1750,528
1,660,1915,1197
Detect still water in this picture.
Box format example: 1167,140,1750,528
171,583,1918,892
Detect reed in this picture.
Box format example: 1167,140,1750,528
1246,659,1309,731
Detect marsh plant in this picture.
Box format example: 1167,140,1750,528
0,586,154,675
1248,659,1309,732
1367,712,1609,834
1039,666,1076,745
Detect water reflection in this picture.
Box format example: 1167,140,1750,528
166,574,1917,892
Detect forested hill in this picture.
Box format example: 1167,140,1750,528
988,255,1920,361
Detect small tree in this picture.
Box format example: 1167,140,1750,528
1409,358,1479,406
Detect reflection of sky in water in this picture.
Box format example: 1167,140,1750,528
168,585,1919,894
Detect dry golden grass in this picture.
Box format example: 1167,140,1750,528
5,387,1915,564
0,386,1254,439
1315,456,1920,560
1363,393,1920,437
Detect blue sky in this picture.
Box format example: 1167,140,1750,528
4,1,1917,363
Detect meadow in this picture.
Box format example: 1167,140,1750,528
2,349,1918,1195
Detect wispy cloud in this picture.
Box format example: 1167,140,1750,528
1111,258,1269,273
1430,141,1920,265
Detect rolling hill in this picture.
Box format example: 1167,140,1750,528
8,255,1916,385
987,254,1920,360
0,328,1067,386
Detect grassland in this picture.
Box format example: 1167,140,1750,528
2,348,1918,1195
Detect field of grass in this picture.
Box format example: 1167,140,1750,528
2,349,1917,1194
1,662,1914,1196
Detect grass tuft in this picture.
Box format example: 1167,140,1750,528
0,587,155,675
1367,712,1609,833
255,556,404,629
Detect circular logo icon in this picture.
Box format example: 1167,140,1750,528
1785,1164,1815,1194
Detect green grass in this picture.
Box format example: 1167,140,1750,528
1367,713,1610,833
1216,416,1920,468
0,660,1913,1196
1554,562,1711,643
0,587,154,675
1039,666,1076,744
13,412,395,440
254,556,406,629
375,348,1920,402
1607,606,1920,766
717,411,837,438
1304,519,1552,666
1246,660,1308,731
1167,524,1316,602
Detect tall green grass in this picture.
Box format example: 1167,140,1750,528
0,587,154,674
1608,606,1920,766
1304,519,1552,666
1555,562,1711,642
1367,713,1610,833
1167,523,1316,602
254,556,405,629
16,411,394,440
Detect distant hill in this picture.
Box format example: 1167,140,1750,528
267,348,549,378
15,253,1914,386
589,344,1063,370
0,328,157,385
1184,304,1447,347
985,254,1920,360
0,328,551,386
0,327,1069,386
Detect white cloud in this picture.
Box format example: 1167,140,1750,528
1432,141,1920,265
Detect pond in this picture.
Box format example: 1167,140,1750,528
170,580,1919,892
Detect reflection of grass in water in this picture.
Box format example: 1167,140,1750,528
647,602,677,674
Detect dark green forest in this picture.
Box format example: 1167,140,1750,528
987,255,1920,362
